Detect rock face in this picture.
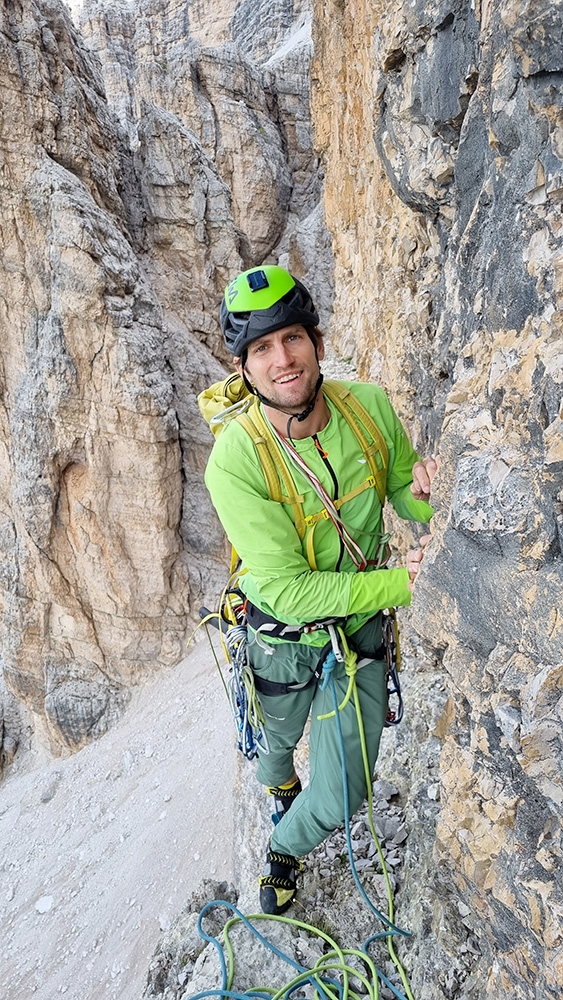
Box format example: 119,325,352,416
311,0,563,996
0,0,328,754
3,0,563,997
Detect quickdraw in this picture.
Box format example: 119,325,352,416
383,608,404,726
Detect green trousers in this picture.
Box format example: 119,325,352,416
248,616,388,858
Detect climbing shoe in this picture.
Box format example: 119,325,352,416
268,777,302,825
259,848,301,915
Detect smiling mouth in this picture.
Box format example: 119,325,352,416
274,372,302,384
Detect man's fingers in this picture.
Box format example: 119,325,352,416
411,456,441,500
411,462,431,498
406,547,424,576
407,534,433,589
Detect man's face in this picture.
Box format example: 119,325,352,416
235,325,324,412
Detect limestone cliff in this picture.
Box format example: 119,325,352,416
312,0,563,996
2,0,562,996
0,0,327,755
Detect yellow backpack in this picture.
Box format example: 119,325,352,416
198,375,389,571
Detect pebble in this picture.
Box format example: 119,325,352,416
372,779,399,801
354,858,374,871
35,895,54,913
40,783,58,804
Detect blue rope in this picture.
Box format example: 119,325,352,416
196,901,338,1000
319,650,337,690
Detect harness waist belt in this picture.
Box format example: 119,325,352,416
245,599,347,641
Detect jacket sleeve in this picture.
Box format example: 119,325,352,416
205,432,414,626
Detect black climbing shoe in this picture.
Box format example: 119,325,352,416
268,777,302,825
259,848,301,915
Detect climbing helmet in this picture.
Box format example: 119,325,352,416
220,264,319,356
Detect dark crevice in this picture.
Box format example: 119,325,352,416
382,48,407,73
436,12,455,32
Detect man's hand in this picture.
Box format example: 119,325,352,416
410,456,440,502
407,534,432,592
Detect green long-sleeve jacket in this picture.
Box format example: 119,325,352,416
205,380,433,645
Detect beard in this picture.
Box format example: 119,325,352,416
246,365,322,414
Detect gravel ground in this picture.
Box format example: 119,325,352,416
0,637,235,1000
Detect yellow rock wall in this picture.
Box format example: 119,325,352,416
312,0,563,995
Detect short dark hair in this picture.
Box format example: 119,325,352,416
306,326,324,350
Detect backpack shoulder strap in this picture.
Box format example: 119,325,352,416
323,380,388,505
236,403,307,541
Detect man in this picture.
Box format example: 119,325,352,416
204,264,437,916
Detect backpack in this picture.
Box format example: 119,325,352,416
198,375,389,571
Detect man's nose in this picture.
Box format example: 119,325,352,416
272,342,294,366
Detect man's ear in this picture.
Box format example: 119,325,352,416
233,356,243,376
316,338,325,363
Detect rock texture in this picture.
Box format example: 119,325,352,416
77,0,331,313
3,0,563,998
311,0,563,996
0,0,329,755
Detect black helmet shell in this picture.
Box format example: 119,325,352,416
220,265,319,356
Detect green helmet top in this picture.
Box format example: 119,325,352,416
220,264,319,355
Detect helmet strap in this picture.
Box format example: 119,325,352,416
242,365,324,439
285,373,324,442
240,333,323,438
